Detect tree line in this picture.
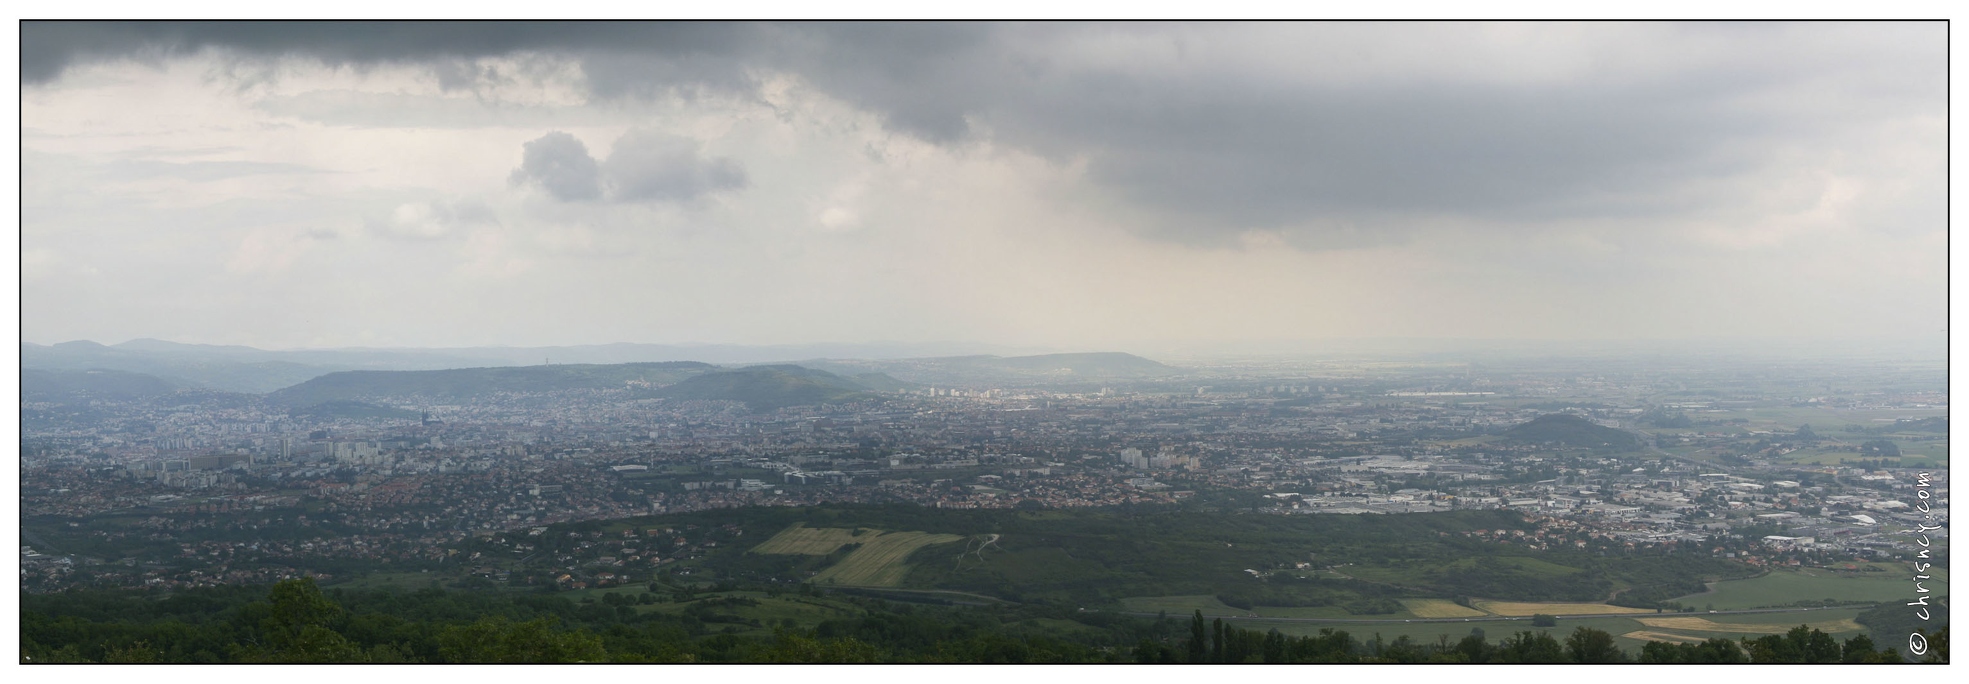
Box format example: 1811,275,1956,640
19,579,1943,663
1128,610,1928,664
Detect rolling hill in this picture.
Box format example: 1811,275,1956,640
23,339,1056,394
657,365,884,410
1500,413,1646,451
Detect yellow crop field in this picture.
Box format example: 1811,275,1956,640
811,531,963,587
1635,617,1863,634
1622,630,1709,644
751,524,870,555
1472,601,1655,616
1400,599,1486,618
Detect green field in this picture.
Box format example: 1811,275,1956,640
1773,443,1946,468
1253,605,1384,619
810,531,963,587
750,524,871,555
1724,406,1945,432
1672,567,1948,611
1688,405,1947,467
1346,555,1583,587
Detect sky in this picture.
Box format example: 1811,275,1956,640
17,21,1948,354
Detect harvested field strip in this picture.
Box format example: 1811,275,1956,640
811,531,963,587
1472,601,1654,616
1635,617,1864,634
751,524,871,555
1400,599,1486,618
1623,630,1709,644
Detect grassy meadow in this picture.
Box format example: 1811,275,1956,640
1672,566,1947,611
811,531,965,587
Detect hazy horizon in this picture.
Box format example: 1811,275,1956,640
21,333,1946,365
22,22,1945,352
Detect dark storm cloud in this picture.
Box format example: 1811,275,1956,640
753,22,1000,142
510,131,602,202
20,20,758,85
21,21,978,132
602,130,748,203
26,21,1943,244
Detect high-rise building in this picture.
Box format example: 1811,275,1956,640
1119,447,1144,469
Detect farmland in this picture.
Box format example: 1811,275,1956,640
1634,615,1863,635
810,531,964,587
1671,566,1949,611
1623,630,1708,644
1401,599,1486,618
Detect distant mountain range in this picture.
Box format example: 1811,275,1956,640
273,363,905,412
22,368,189,401
17,351,1176,414
22,339,1176,395
1499,413,1645,451
266,362,720,406
23,340,371,393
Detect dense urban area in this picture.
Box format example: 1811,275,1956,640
19,346,1951,663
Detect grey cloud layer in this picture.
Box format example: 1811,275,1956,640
603,131,747,203
510,130,747,204
511,132,603,201
23,21,1944,243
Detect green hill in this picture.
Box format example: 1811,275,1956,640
1501,413,1645,451
659,365,878,410
267,362,718,405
